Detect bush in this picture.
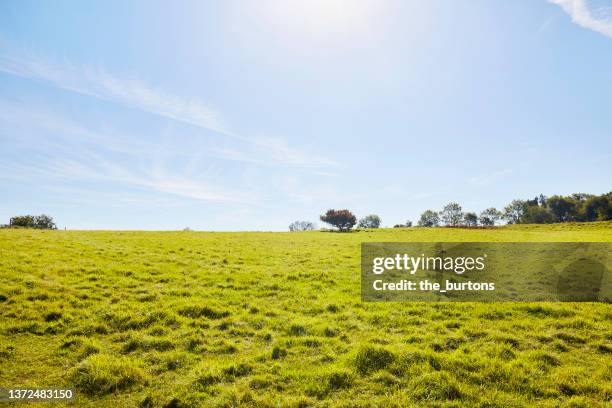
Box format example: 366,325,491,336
320,209,356,232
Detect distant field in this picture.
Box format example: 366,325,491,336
0,223,611,407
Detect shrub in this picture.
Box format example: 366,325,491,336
319,209,356,232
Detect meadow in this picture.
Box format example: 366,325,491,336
0,223,611,407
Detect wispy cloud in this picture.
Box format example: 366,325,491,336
0,150,260,204
0,100,261,204
550,0,612,38
0,50,228,134
0,47,337,169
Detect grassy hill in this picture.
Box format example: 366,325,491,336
0,223,611,407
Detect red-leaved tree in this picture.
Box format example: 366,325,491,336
320,209,357,232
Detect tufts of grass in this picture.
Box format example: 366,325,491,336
410,371,463,401
121,333,175,353
222,362,253,378
271,346,287,360
288,324,308,336
354,345,396,375
306,369,354,398
178,305,230,320
148,351,188,373
60,336,101,360
326,369,353,391
192,361,253,391
44,311,63,322
71,354,147,395
104,310,176,332
0,341,15,360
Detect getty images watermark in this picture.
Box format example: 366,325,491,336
361,243,611,302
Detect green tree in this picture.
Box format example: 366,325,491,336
521,206,555,224
10,215,35,228
417,210,439,227
546,195,578,222
463,212,478,227
583,195,611,221
440,202,463,226
479,208,501,226
34,215,57,230
503,200,526,224
357,214,382,229
8,214,56,229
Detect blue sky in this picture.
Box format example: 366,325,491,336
1,0,611,230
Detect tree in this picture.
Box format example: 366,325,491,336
546,195,578,222
570,193,593,203
10,215,35,228
319,209,356,232
393,221,412,228
34,214,56,229
417,210,439,227
358,214,381,229
479,208,501,226
288,220,316,232
538,194,547,207
583,195,611,221
463,212,478,227
440,202,463,226
9,214,56,229
503,200,526,224
521,205,555,224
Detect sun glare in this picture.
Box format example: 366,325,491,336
255,0,388,47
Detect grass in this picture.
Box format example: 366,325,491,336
0,222,610,407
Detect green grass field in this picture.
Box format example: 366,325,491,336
1,223,611,407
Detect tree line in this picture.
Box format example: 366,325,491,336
418,191,611,227
289,191,611,232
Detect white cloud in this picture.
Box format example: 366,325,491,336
550,0,612,38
